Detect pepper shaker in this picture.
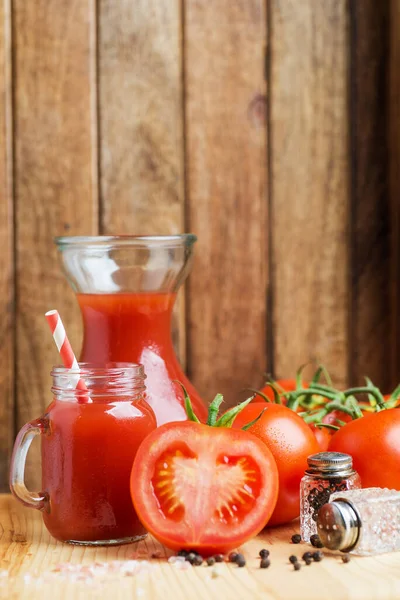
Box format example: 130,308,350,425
300,452,361,542
317,488,400,556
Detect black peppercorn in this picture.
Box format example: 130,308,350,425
206,557,216,566
310,534,323,548
236,556,246,567
302,551,312,561
304,557,312,565
294,562,301,571
260,558,271,569
312,551,324,562
289,555,298,564
228,552,239,563
214,554,224,563
342,554,351,563
193,555,203,566
291,534,301,544
177,549,188,557
259,548,270,558
185,552,197,564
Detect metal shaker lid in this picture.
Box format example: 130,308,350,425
316,499,361,552
306,452,354,478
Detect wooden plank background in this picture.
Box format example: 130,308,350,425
0,0,398,489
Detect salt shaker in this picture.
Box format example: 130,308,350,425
300,452,361,542
317,488,400,556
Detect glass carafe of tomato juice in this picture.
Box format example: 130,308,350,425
55,235,207,425
10,363,156,544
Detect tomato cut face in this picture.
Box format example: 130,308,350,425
130,422,278,555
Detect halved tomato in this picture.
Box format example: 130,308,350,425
130,421,279,555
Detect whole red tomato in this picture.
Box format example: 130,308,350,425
309,424,330,451
130,420,279,555
233,403,319,526
329,408,400,488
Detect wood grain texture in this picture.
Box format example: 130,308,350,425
185,0,268,405
0,0,13,491
389,0,400,389
350,1,391,389
270,0,350,387
99,0,184,235
14,0,98,484
2,494,400,600
99,0,186,364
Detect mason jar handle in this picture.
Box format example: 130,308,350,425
9,419,48,511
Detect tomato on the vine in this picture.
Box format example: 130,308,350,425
309,423,331,451
328,408,400,489
232,402,319,526
130,393,279,555
254,379,309,403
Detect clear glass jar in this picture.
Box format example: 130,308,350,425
317,488,400,556
55,235,207,426
300,452,361,542
9,363,156,545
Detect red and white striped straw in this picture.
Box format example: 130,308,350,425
45,309,89,402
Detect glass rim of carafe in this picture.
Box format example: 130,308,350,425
54,234,197,250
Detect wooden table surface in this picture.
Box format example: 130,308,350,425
1,494,400,600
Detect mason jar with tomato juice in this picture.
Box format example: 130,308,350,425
9,363,156,545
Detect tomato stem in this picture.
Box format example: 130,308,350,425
207,394,224,426
313,422,339,431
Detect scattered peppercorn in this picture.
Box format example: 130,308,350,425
289,555,298,564
228,552,239,563
304,557,312,566
291,534,301,544
206,557,216,566
312,551,324,562
185,552,197,564
342,554,351,563
260,558,271,569
294,562,301,571
259,548,270,558
214,554,224,563
177,549,188,557
302,551,312,561
310,534,324,548
236,556,246,568
193,555,203,566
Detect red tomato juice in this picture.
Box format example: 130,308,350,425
77,292,207,425
42,397,156,543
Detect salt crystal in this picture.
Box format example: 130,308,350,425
168,556,185,564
